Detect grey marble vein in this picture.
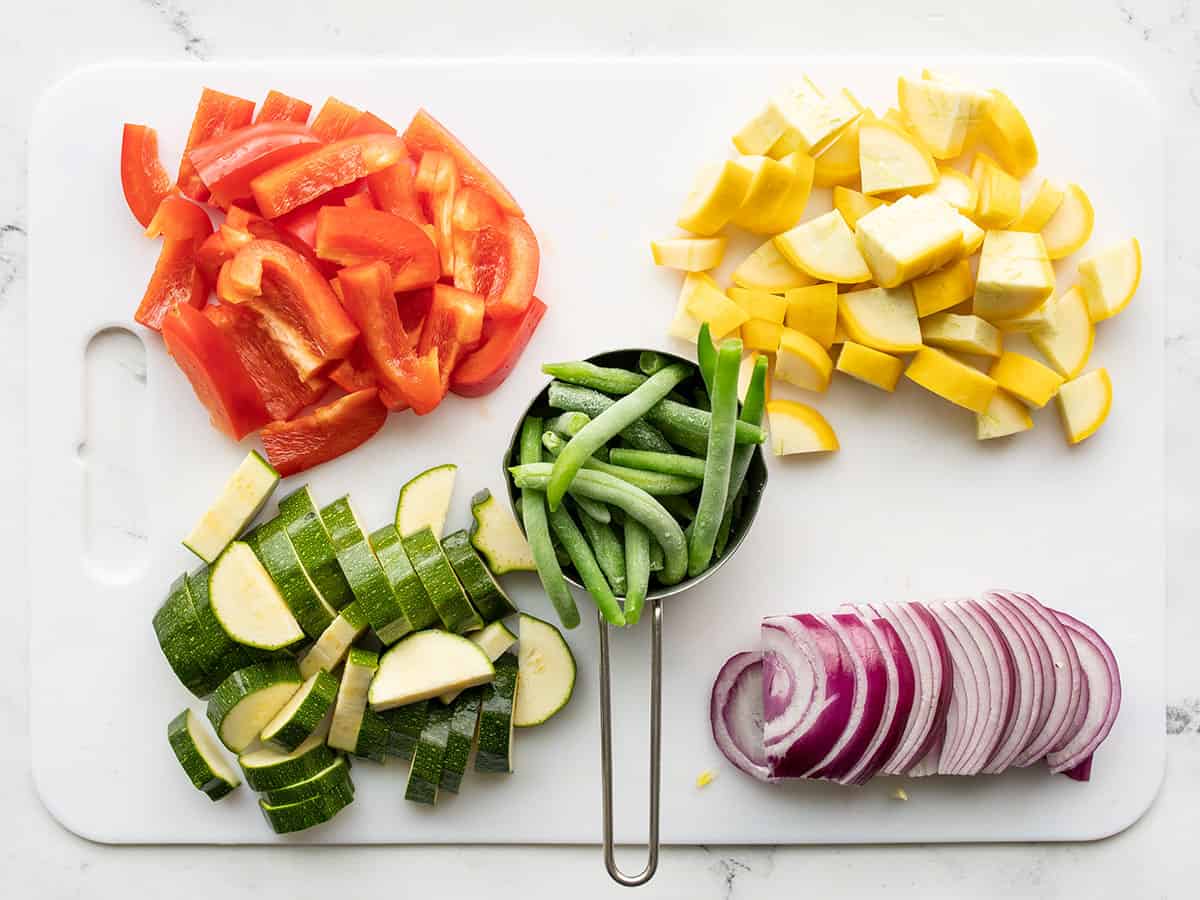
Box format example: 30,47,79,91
1167,698,1200,734
141,0,210,60
0,220,26,309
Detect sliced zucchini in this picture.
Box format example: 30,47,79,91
183,566,276,689
153,574,228,697
208,542,305,650
441,689,482,794
259,777,354,834
441,530,519,622
327,647,378,753
238,730,337,792
396,463,457,540
370,524,439,630
206,659,304,752
475,652,519,774
183,450,279,564
262,757,354,806
370,630,495,711
404,701,454,805
401,527,483,633
440,620,517,704
354,708,391,762
260,669,339,751
321,497,412,645
514,613,577,727
280,487,354,611
380,700,429,759
167,709,241,800
469,488,535,574
298,602,369,679
252,519,337,639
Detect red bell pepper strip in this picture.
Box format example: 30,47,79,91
397,286,434,334
261,388,389,477
161,303,271,440
206,301,327,421
176,88,256,202
430,154,458,274
450,296,547,397
346,110,396,136
328,345,378,394
188,122,323,207
144,195,214,241
121,124,175,228
450,185,504,285
250,134,408,218
314,206,440,292
402,109,524,217
310,97,362,142
336,261,443,414
255,90,312,125
366,162,425,224
458,215,540,320
134,234,211,331
343,191,376,210
417,284,486,392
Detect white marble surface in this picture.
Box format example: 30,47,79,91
3,0,1200,896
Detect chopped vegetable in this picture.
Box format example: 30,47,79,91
688,339,741,576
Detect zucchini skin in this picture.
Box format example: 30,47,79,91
401,527,484,634
441,530,519,622
262,670,339,751
475,652,519,774
322,498,412,645
440,689,483,794
370,524,440,630
405,702,454,805
239,741,338,792
167,710,239,801
206,659,303,750
381,700,429,759
252,519,336,638
259,778,355,834
262,758,354,806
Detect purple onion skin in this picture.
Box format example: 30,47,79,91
851,617,916,785
1063,755,1093,782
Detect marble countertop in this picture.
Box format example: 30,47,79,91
3,1,1199,896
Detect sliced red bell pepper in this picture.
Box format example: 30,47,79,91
397,286,434,334
188,122,323,207
366,161,425,224
206,301,327,421
261,388,388,477
418,284,486,392
176,88,256,202
346,111,396,136
328,345,378,393
450,296,547,397
457,215,539,320
134,235,210,331
255,90,312,125
310,97,362,142
402,109,524,217
343,191,376,210
144,195,214,241
250,134,408,218
430,154,458,275
314,206,440,292
121,124,175,228
336,261,443,414
450,185,504,285
161,303,271,440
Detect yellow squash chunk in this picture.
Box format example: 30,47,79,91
836,341,904,392
926,166,978,215
859,119,938,196
775,210,871,284
832,319,850,344
731,156,796,233
768,79,862,158
732,238,818,292
1040,184,1094,260
897,75,989,160
988,351,1064,408
1010,179,1064,233
775,327,834,392
920,313,1003,357
759,151,816,234
992,300,1051,334
970,153,1020,229
684,275,750,340
650,236,727,272
667,272,718,342
812,116,863,187
980,89,1038,177
677,159,752,236
1056,369,1111,444
838,286,922,353
732,100,791,155
785,283,839,348
741,318,784,353
728,287,788,323
833,186,887,229
855,194,963,288
905,347,997,413
1030,285,1094,378
912,258,973,317
956,213,985,258
977,389,1034,440
766,400,839,455
973,230,1055,322
1079,237,1142,322
737,352,771,403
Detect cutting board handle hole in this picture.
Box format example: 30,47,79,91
80,327,149,583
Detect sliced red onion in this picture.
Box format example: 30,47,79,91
978,594,1045,773
903,603,954,769
1062,755,1093,782
951,599,1016,774
1045,611,1121,775
710,651,769,780
761,614,855,779
906,730,942,777
926,601,986,775
840,615,916,785
864,602,928,775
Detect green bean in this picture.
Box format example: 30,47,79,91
542,431,701,496
693,386,711,412
542,361,647,395
688,339,741,576
547,363,691,510
548,382,675,452
696,322,717,395
575,502,627,596
623,518,650,625
659,494,698,523
547,411,591,438
715,354,768,558
508,464,688,585
517,417,580,629
639,350,669,375
540,432,612,523
648,536,665,573
548,504,625,627
609,448,707,480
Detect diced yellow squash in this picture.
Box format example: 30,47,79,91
832,319,850,344
737,352,770,404
668,272,719,342
992,300,1052,334
912,258,974,317
650,236,727,272
677,160,752,236
956,213,985,258
1030,285,1094,378
732,238,818,292
730,156,796,233
920,313,1003,357
973,230,1056,322
855,194,963,288
838,285,923,353
784,283,839,348
836,341,904,391
767,79,862,158
1056,369,1112,444
926,166,978,215
759,151,816,234
905,347,998,413
988,351,1064,408
897,75,989,160
970,153,1020,229
732,100,791,156
812,116,863,187
741,318,784,353
1040,184,1095,260
728,287,788,323
684,275,750,340
1079,237,1142,322
1010,179,1064,233
977,389,1034,440
833,186,887,229
775,327,834,392
766,400,839,455
980,89,1038,177
775,210,871,284
859,118,939,196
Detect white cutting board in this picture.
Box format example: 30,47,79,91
28,58,1163,845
